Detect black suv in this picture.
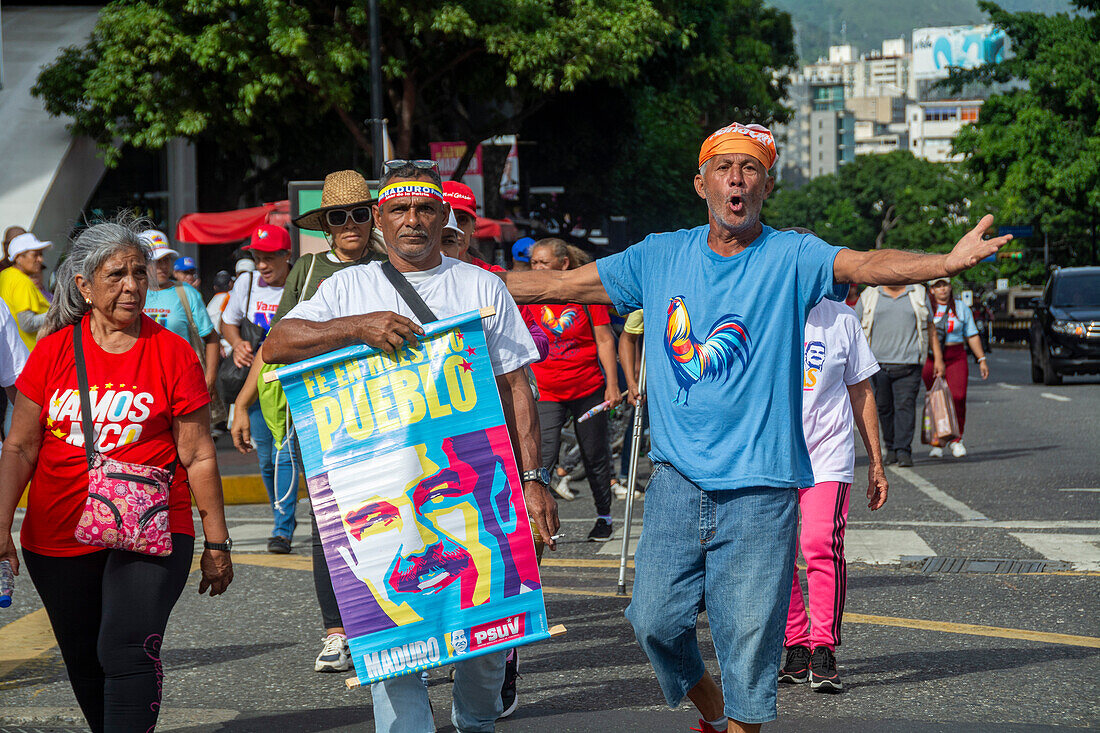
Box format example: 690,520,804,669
1029,266,1100,384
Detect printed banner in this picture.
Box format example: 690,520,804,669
275,310,548,686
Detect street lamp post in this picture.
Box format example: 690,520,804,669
368,0,385,177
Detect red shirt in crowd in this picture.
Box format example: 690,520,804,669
469,256,549,361
16,315,209,557
524,303,610,402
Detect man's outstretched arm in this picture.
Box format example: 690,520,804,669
835,214,1013,286
500,261,613,305
263,313,425,364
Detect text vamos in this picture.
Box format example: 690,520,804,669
362,638,441,678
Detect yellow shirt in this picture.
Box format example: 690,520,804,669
623,309,644,335
0,267,49,350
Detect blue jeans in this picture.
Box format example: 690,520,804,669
370,651,506,733
625,463,798,724
248,401,298,541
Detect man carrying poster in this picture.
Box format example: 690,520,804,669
264,160,557,733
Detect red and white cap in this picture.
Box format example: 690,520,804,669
245,224,291,252
442,181,477,218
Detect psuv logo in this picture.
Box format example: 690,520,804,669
470,614,525,650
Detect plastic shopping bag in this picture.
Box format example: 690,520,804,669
922,375,960,446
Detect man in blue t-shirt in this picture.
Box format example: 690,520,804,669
502,122,1011,732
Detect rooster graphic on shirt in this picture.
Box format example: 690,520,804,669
664,296,751,405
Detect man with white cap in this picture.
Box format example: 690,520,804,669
500,121,1013,732
0,232,52,350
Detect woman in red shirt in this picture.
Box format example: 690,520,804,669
0,219,233,733
526,239,622,541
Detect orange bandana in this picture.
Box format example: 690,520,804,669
698,122,778,170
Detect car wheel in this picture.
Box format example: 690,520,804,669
1041,342,1063,386
1030,351,1043,383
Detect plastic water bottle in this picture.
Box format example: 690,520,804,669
0,559,13,608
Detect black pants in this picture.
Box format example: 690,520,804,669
23,535,193,733
310,509,343,630
871,363,923,453
538,387,613,516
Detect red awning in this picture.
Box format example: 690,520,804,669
176,201,290,244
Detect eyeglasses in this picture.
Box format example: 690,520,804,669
325,207,372,227
383,159,438,172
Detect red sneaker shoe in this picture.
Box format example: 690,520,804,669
690,720,726,733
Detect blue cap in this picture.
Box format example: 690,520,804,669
512,237,535,263
174,256,197,272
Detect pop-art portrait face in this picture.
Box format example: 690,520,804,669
805,341,826,371
328,429,520,627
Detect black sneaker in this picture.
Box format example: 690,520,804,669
809,646,843,693
499,648,519,719
267,536,291,554
896,450,913,467
778,644,811,684
587,518,613,542
885,449,897,465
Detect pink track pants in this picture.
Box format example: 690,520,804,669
785,481,850,651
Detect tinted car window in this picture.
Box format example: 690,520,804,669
1052,274,1100,307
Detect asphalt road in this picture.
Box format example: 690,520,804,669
1,347,1097,732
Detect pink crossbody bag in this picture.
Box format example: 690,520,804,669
70,324,176,557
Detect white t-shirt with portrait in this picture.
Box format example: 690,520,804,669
802,298,880,484
284,256,539,377
222,272,284,333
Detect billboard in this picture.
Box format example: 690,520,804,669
912,25,1008,80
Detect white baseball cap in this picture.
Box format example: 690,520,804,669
234,258,256,273
6,232,51,259
444,210,463,237
139,229,179,261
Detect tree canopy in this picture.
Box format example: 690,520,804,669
946,0,1099,267
33,0,797,225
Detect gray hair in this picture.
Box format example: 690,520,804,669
379,162,443,190
42,217,152,336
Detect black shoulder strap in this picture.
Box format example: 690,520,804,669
380,261,438,324
71,323,96,470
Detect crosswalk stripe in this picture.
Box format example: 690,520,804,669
888,466,990,521
844,529,935,565
1009,533,1100,572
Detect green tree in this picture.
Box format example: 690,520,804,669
33,0,675,196
946,0,1100,268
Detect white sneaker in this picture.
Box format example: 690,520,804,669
611,480,628,500
315,633,351,672
928,446,943,458
552,477,577,501
950,440,967,458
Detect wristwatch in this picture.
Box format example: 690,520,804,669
204,538,233,552
521,468,551,487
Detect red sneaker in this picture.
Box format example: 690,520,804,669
690,720,726,733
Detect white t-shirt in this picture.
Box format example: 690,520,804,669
222,273,284,333
802,298,879,484
284,257,538,377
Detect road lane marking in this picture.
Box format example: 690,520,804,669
1041,392,1071,402
0,608,56,679
887,466,990,521
1009,533,1100,572
848,519,1100,529
997,382,1022,390
844,613,1100,649
1058,488,1100,493
845,530,935,565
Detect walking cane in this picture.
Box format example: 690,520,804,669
617,343,646,596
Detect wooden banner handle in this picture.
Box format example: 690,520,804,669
344,623,566,689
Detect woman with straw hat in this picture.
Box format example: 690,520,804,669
230,169,385,674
